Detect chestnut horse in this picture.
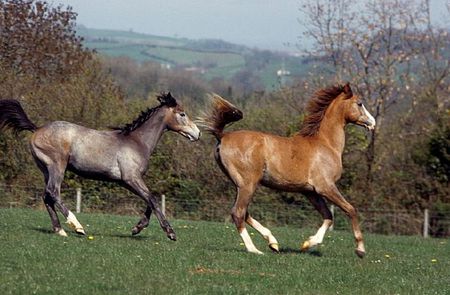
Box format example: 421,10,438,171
0,93,200,240
200,83,375,257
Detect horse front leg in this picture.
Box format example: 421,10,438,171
301,192,333,252
124,177,176,241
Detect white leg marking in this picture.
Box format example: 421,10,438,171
66,211,85,234
56,228,68,237
302,219,332,251
309,219,332,246
247,217,279,249
240,228,263,254
356,240,366,253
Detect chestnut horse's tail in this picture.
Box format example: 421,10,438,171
0,99,37,133
198,94,243,140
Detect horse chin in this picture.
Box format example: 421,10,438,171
179,131,199,142
357,121,375,131
363,123,375,131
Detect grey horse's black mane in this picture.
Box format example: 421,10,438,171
114,92,178,135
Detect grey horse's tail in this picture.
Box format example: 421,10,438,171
0,99,37,133
197,94,243,140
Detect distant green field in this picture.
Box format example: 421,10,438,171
77,27,312,89
0,208,448,294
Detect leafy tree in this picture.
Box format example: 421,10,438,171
0,0,91,82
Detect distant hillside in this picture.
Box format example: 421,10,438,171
76,26,312,90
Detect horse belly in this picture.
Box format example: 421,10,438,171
68,139,122,180
261,172,312,192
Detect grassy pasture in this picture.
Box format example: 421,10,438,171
0,208,448,294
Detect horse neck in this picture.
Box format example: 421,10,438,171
316,101,346,155
131,108,168,155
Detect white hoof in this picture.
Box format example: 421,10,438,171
56,228,68,237
248,249,264,255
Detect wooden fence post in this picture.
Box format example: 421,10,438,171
330,204,335,231
76,188,82,213
423,209,429,238
161,194,166,216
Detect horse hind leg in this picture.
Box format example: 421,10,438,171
131,205,152,235
46,164,85,235
232,185,263,254
33,157,67,236
301,193,333,252
246,214,280,252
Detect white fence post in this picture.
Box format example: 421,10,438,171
330,204,335,231
423,209,429,238
76,188,82,213
161,194,166,216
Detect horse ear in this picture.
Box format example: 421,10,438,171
158,92,177,107
343,82,353,98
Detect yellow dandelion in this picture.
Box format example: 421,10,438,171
87,236,94,240
154,242,159,245
385,254,390,258
431,259,437,263
240,242,245,246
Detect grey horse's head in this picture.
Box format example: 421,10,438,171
158,92,201,141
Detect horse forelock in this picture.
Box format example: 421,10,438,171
299,84,347,137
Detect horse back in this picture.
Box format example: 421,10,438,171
31,121,125,178
218,130,328,191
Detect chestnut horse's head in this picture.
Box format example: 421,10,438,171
340,83,376,130
159,92,201,141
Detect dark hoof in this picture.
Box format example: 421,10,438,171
75,229,86,235
355,249,366,258
131,226,141,236
167,231,177,241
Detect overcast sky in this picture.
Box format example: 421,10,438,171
55,0,449,52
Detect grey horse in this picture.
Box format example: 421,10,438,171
0,93,200,240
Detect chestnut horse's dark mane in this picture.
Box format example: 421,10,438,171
114,92,177,135
299,84,351,137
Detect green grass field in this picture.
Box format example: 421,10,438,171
0,208,448,295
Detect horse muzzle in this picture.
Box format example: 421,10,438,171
179,127,201,141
